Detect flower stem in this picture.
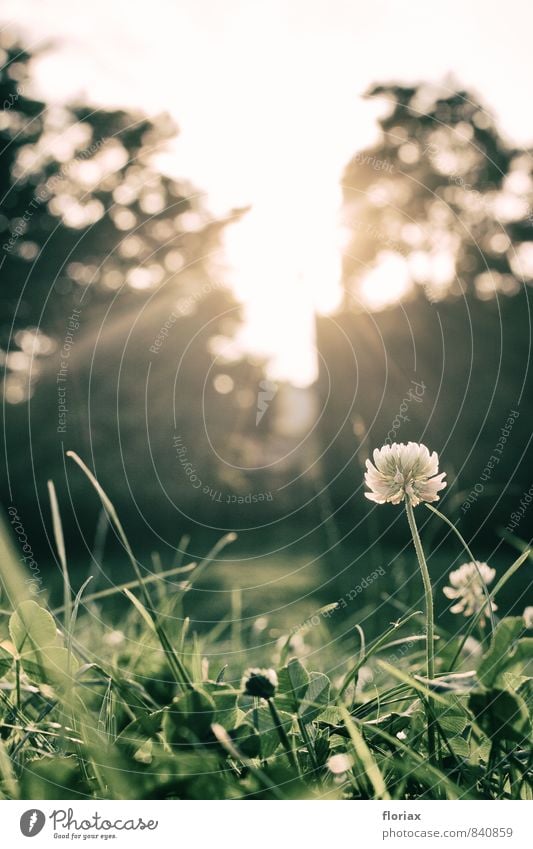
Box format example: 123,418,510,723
405,500,436,762
425,502,495,638
267,698,299,773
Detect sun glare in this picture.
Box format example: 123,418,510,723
357,252,412,312
8,0,533,386
222,182,345,386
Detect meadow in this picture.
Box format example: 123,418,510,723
0,447,531,801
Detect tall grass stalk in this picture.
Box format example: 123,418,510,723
47,480,72,629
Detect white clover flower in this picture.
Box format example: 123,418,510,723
462,635,483,659
364,442,446,507
327,752,353,775
443,562,497,621
103,629,125,648
523,607,533,629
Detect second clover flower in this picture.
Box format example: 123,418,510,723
443,561,497,621
364,441,446,507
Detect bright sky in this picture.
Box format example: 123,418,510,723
3,0,533,384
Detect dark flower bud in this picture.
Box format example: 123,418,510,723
242,667,278,700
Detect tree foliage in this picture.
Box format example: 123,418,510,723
341,83,533,305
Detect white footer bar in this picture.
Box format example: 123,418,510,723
2,799,531,848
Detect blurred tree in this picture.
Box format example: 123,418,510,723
0,31,223,400
341,83,533,305
0,32,286,559
315,83,533,551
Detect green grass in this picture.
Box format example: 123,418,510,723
0,454,531,800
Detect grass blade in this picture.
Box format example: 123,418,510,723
48,480,71,628
338,610,423,697
339,705,389,799
67,451,193,691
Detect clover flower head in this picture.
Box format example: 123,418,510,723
327,753,353,776
443,561,497,621
523,606,533,629
364,442,446,507
242,667,278,700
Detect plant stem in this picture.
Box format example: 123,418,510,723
425,503,495,637
298,717,320,776
15,659,21,712
405,502,434,680
267,698,299,772
405,500,436,762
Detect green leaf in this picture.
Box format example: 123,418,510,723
21,645,79,689
230,722,261,758
363,712,412,737
469,736,491,765
339,706,390,800
147,750,226,799
0,646,14,678
298,672,330,725
448,736,470,759
164,688,216,744
517,678,533,718
316,705,344,726
116,710,165,755
9,601,77,689
244,705,293,759
9,600,57,654
478,618,532,688
20,758,87,800
438,713,468,736
277,658,309,711
203,682,239,730
0,739,17,797
434,695,469,736
469,689,530,743
313,728,331,766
